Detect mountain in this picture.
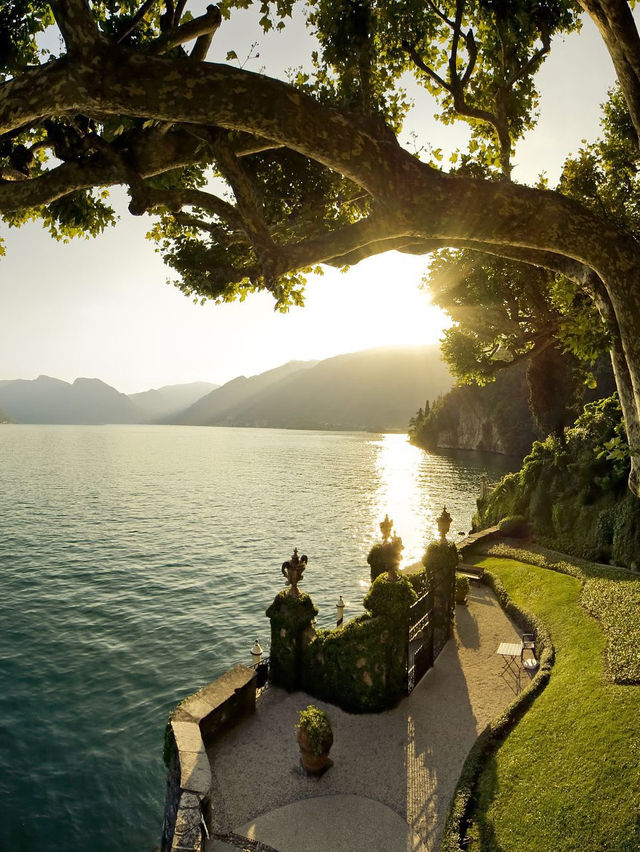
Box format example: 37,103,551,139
129,381,217,421
172,360,317,425
172,346,452,432
0,375,141,424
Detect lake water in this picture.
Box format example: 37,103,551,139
0,425,516,852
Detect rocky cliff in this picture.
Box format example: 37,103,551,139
411,363,538,458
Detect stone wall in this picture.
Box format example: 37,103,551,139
161,665,257,852
267,557,459,713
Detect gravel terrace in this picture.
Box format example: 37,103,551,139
206,581,523,852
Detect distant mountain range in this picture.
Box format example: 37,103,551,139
0,377,217,425
0,345,452,431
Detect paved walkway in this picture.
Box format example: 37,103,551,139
206,582,522,852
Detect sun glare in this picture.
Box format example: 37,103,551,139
371,433,434,567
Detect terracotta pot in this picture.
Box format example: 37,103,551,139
297,727,332,775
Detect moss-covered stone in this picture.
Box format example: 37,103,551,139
266,590,318,691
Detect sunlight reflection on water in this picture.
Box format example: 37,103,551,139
0,425,516,852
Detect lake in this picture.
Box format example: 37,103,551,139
0,425,516,851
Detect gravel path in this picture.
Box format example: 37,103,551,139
206,581,523,851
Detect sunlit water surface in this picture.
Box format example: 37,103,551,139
0,425,516,852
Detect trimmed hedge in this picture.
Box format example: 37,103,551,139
441,569,554,852
367,536,403,582
301,574,418,713
497,514,529,538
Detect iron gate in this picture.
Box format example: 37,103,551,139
407,588,434,693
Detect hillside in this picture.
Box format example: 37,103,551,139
476,395,640,568
129,381,217,421
171,360,317,425
0,375,140,424
174,346,452,431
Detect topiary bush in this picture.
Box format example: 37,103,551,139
363,572,417,621
423,540,459,579
367,535,404,581
498,515,530,538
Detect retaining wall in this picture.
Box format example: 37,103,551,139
161,664,257,852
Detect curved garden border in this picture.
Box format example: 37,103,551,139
441,568,555,852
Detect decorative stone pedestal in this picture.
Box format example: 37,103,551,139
266,590,317,691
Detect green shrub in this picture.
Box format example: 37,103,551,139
367,536,403,582
423,540,459,578
476,394,640,568
498,515,529,537
363,572,417,622
455,574,470,602
296,705,333,756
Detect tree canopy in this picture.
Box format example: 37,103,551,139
5,0,640,493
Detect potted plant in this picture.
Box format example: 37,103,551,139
455,574,470,604
296,705,333,775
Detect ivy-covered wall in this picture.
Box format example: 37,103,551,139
302,574,418,712
266,590,317,691
266,542,459,713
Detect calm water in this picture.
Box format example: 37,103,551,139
0,425,516,852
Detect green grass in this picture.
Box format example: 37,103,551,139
466,556,640,852
487,541,640,683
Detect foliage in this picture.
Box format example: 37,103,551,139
0,0,587,310
476,394,640,567
296,705,333,757
428,250,607,387
560,85,640,240
448,556,640,852
363,571,417,621
455,573,469,601
301,612,408,712
422,540,459,580
367,536,403,582
497,514,529,538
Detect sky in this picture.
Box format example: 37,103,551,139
0,5,627,393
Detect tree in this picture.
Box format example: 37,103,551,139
423,245,611,436
5,1,640,494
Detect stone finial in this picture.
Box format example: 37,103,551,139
437,506,452,542
379,514,393,543
281,548,308,596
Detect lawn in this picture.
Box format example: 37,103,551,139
464,555,640,852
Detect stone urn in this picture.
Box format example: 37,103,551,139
296,705,333,776
281,547,308,597
437,506,452,542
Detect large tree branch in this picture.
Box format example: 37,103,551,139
2,46,639,287
580,0,640,147
116,0,161,44
50,0,101,56
150,5,222,54
128,185,243,229
210,134,274,254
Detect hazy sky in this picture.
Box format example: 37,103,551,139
0,6,626,393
